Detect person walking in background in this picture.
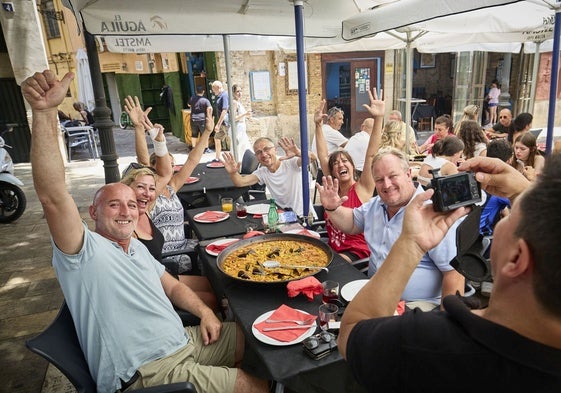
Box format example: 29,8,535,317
211,80,229,162
231,84,253,160
388,109,418,155
487,81,500,125
188,85,212,153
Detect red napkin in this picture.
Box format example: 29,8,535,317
186,176,199,183
173,165,183,172
254,304,316,342
243,230,265,239
207,161,225,168
396,300,406,316
196,211,228,221
286,276,323,301
206,239,239,254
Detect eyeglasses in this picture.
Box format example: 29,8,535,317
303,331,335,350
254,145,275,156
499,116,509,119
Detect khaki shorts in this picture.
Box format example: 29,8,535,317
214,124,229,141
126,322,238,393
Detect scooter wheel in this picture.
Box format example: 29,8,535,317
0,181,26,223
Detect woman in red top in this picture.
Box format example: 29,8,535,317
314,89,384,262
418,115,454,155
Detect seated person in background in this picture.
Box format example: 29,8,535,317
72,101,94,125
512,132,544,182
417,136,464,187
339,155,561,392
458,120,488,159
222,137,316,218
487,108,513,139
317,148,464,311
480,139,512,235
344,117,374,175
453,104,479,135
315,88,384,262
22,70,268,393
380,120,406,152
417,115,454,155
124,96,216,305
311,106,348,156
388,109,418,154
510,112,533,144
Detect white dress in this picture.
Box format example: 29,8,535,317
234,100,252,160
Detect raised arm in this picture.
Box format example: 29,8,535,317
169,115,215,191
222,151,259,187
316,176,361,234
278,137,304,167
314,100,330,176
22,70,84,254
124,95,152,166
357,88,385,196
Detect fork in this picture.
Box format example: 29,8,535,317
265,319,315,325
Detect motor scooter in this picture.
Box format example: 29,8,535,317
0,124,26,223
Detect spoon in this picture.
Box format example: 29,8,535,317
262,260,329,273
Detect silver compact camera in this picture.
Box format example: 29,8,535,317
429,168,482,212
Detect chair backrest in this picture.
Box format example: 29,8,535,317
240,149,259,174
26,302,96,393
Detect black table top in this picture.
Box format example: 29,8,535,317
185,203,266,241
177,163,250,206
198,240,367,392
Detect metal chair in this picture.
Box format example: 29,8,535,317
26,302,197,393
64,126,99,161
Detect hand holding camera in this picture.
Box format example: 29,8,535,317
428,168,482,212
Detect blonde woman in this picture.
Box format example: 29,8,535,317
380,120,405,152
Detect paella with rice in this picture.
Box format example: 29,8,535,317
219,236,332,283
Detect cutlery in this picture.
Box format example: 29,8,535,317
262,260,329,273
262,325,315,332
265,319,314,325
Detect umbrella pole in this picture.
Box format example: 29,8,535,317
545,7,561,156
223,35,238,162
294,0,310,218
85,31,120,183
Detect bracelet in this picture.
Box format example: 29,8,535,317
324,205,339,212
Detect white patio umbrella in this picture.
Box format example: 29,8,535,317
342,0,561,153
76,48,95,111
61,0,381,211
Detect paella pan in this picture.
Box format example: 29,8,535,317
216,233,333,283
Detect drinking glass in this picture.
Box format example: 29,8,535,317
235,202,247,218
322,281,339,304
221,197,233,213
318,303,338,331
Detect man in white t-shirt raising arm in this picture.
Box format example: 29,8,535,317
311,106,348,155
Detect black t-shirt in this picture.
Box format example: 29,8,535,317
346,296,561,392
188,95,211,122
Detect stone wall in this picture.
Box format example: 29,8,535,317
214,51,323,148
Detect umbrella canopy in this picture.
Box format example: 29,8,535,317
342,0,561,152
76,48,95,111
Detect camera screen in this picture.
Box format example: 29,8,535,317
440,176,474,206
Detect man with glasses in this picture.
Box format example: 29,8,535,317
487,108,513,139
311,106,348,156
222,137,316,217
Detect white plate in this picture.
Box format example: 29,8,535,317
252,309,316,346
284,228,321,239
246,204,270,215
341,279,370,302
193,211,230,223
205,238,240,256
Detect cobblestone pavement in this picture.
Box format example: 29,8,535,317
0,128,201,393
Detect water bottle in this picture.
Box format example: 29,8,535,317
267,198,279,233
